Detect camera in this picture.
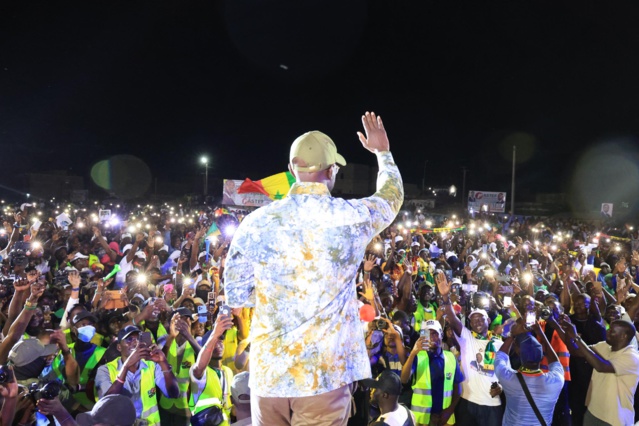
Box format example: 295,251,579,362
27,381,62,401
376,319,389,331
0,365,13,384
539,307,553,321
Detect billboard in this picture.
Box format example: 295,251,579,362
468,191,507,213
222,179,272,207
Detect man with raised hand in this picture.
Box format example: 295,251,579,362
224,112,404,426
435,272,503,426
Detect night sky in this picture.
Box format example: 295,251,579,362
2,0,639,208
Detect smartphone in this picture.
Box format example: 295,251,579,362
420,325,430,348
208,291,216,308
197,305,208,323
503,296,512,307
525,311,536,327
219,304,231,317
444,270,453,280
139,331,153,347
104,290,127,310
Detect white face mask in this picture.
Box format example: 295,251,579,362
77,325,96,343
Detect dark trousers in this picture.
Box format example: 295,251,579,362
552,380,572,426
454,398,502,426
158,409,190,426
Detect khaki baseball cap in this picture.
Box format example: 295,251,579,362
290,131,346,172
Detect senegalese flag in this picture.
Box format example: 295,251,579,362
237,171,296,201
207,222,221,237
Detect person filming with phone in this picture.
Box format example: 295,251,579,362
95,325,180,426
401,319,463,426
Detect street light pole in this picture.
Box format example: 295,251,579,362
201,156,209,198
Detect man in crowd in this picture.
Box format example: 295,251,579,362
52,310,107,412
95,325,180,426
495,319,564,425
400,319,463,426
224,112,403,425
560,316,639,426
159,307,201,425
364,370,416,426
435,273,503,426
189,313,235,426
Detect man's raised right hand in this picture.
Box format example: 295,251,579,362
357,111,390,154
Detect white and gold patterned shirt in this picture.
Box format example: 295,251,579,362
224,151,403,397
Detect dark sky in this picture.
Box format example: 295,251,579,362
2,0,639,203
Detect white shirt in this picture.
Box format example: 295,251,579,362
455,327,503,406
586,342,639,426
375,404,415,426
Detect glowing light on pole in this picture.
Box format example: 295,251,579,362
201,156,209,198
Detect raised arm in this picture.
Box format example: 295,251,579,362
357,112,404,234
435,272,463,337
559,315,615,373
0,281,45,364
192,314,233,380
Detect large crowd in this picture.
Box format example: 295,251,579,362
0,197,637,426
0,113,637,426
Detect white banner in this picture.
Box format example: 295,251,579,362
468,191,507,213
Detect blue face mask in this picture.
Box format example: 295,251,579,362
77,325,96,343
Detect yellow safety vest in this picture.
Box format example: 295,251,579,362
140,321,168,345
188,365,233,426
106,358,161,426
411,350,457,425
222,327,238,374
52,343,106,409
159,339,195,414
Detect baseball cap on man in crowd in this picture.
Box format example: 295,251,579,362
361,370,402,396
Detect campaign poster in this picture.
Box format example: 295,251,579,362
468,191,507,213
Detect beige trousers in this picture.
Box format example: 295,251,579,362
251,384,353,426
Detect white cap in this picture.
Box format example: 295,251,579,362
135,251,147,260
422,319,443,337
159,245,169,252
469,308,489,320
71,252,89,262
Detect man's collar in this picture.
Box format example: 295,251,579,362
118,357,150,370
289,182,331,196
428,347,444,358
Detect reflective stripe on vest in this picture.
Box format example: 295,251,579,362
106,358,161,426
540,323,571,381
411,350,457,425
159,339,195,412
188,365,233,421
